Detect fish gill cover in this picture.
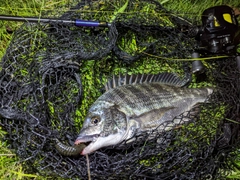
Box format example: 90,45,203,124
0,0,240,179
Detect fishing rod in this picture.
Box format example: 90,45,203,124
0,14,181,32
0,15,111,27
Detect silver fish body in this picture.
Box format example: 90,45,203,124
75,73,213,155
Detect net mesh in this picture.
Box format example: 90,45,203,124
0,0,240,179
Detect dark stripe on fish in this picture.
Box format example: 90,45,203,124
102,83,177,113
107,87,137,109
124,85,151,110
148,83,175,98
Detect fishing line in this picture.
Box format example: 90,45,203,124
86,154,91,180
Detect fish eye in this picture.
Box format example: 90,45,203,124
91,116,101,125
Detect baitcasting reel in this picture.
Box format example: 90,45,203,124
190,5,240,73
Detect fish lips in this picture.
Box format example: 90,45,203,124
74,134,100,154
75,134,99,144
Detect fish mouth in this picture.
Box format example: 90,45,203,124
74,134,100,154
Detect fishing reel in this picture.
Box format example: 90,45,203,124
188,5,240,73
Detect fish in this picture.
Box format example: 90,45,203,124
74,73,213,155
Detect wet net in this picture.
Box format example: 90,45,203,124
0,0,240,179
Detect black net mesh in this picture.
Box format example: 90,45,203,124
0,0,240,179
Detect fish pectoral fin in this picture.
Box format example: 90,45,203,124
133,107,176,130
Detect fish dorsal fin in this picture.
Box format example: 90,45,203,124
105,73,188,91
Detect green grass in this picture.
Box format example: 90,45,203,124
0,0,240,179
0,1,77,179
0,127,39,179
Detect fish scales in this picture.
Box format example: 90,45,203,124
73,73,213,155
100,84,172,108
97,82,206,117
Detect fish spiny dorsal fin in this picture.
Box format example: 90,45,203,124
104,72,187,91
105,74,126,90
154,73,188,87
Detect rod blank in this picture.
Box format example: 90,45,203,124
0,15,110,27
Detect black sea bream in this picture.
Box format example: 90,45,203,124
75,73,213,155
